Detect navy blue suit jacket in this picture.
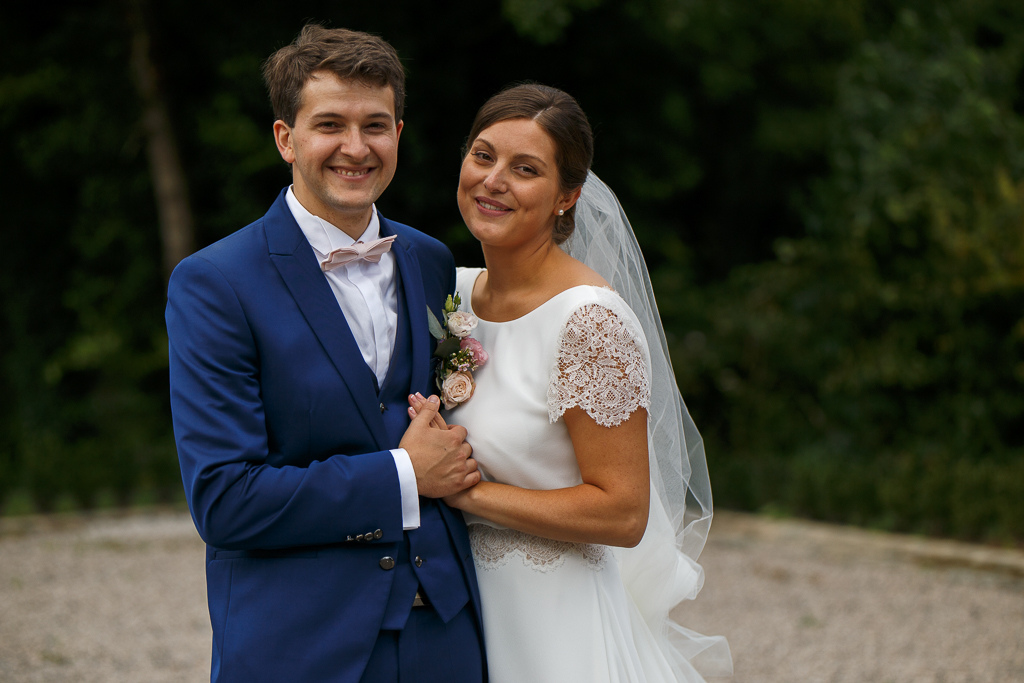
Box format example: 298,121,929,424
166,190,482,682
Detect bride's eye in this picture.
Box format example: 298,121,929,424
516,165,537,175
472,151,493,162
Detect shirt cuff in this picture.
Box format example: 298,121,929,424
390,448,420,530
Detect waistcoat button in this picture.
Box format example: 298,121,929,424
380,403,386,413
414,556,424,567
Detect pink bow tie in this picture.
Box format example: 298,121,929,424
320,235,397,271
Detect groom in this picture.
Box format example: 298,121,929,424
166,25,485,683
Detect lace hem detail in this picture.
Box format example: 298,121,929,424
547,303,651,427
468,524,607,573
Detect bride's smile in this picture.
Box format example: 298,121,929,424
474,197,512,215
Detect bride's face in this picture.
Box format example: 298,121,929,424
458,118,569,249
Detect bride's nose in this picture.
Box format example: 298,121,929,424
482,167,508,194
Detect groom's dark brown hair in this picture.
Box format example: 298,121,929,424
263,24,406,126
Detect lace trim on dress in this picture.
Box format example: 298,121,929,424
547,303,651,427
468,524,607,573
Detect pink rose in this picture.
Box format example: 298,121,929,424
441,371,475,410
460,337,488,368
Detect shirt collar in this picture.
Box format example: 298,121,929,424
285,185,380,257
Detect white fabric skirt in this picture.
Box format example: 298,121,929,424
469,524,704,683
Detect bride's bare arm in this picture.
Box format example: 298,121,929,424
411,395,650,547
458,406,650,547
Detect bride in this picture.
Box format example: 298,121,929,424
410,84,731,683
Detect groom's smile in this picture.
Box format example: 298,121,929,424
273,71,403,238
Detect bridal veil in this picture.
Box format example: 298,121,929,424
563,172,733,679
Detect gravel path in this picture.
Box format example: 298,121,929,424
0,510,1021,682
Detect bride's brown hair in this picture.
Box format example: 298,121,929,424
464,84,594,245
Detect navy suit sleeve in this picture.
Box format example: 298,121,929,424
166,255,403,550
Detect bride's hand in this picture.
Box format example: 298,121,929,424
442,486,474,510
407,392,448,430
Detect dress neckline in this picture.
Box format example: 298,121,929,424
462,268,611,325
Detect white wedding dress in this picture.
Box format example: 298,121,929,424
447,266,727,683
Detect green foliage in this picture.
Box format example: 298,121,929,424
0,7,176,510
3,1,1023,543
610,0,866,277
670,5,1024,540
503,0,605,44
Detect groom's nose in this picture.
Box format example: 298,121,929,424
336,128,370,160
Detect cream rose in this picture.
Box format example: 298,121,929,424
441,371,475,410
446,311,479,338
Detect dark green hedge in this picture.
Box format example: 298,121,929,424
665,8,1024,542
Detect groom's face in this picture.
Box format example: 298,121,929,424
274,72,403,234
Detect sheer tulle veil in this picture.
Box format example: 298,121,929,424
563,172,732,679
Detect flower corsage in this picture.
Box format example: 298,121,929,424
426,293,488,410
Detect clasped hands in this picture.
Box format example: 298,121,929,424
399,393,479,503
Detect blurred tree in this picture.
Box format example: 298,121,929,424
127,0,196,281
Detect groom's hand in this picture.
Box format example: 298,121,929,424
400,395,479,498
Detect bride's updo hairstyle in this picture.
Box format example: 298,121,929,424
464,84,594,245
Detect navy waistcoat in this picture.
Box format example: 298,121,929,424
378,277,470,629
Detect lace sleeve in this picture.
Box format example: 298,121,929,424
547,303,651,427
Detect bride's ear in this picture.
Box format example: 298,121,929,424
556,187,583,216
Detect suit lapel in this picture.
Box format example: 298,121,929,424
380,216,430,394
264,192,389,450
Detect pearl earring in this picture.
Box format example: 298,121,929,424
558,209,564,216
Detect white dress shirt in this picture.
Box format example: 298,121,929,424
286,187,420,529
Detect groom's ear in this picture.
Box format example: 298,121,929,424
273,120,296,165
395,119,404,142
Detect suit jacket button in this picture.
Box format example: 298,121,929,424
346,535,354,542
356,534,365,542
374,529,383,539
365,530,375,541
414,556,424,567
379,556,395,570
380,402,386,413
